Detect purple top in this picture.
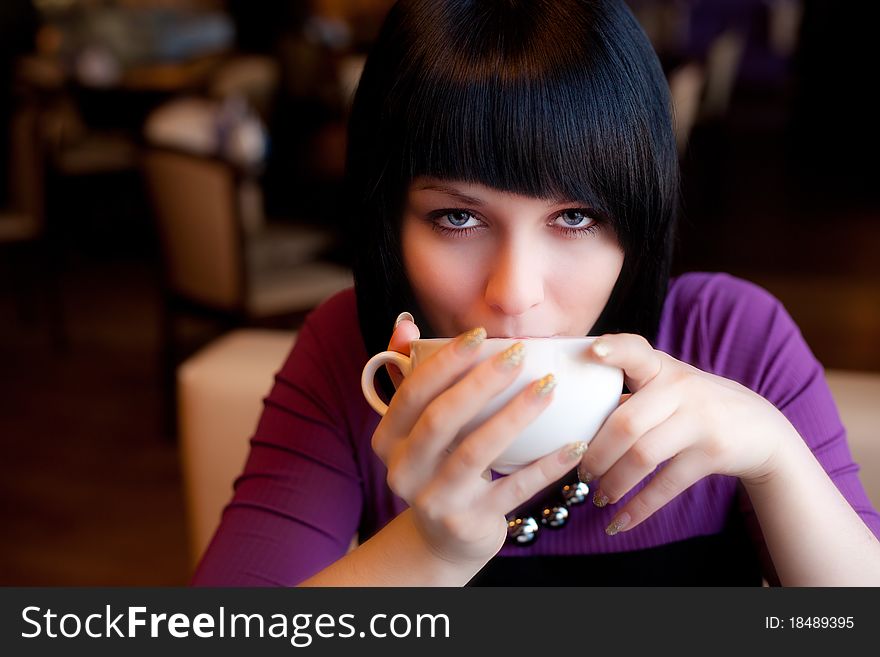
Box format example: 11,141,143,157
191,272,880,586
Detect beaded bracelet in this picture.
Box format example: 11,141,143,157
506,470,590,545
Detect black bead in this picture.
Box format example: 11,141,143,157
562,481,590,506
507,516,539,544
540,505,569,528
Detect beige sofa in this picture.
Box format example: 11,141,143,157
177,329,880,569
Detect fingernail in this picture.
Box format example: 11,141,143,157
394,311,414,329
531,373,557,398
592,339,611,358
561,441,588,464
494,342,525,370
605,512,631,536
456,327,487,352
577,465,594,484
593,490,609,507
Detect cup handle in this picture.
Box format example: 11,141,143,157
361,350,413,416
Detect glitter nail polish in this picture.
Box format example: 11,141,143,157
606,512,631,536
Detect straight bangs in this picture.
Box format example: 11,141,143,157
387,0,679,248
399,63,616,222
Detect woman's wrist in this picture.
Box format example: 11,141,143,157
395,508,492,585
299,508,489,587
735,422,880,585
738,422,804,491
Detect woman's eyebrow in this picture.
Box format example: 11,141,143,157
415,184,578,207
416,184,485,206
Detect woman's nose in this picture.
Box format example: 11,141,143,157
484,243,545,317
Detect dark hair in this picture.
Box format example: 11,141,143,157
345,0,679,396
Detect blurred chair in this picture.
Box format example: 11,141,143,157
668,61,705,155
767,0,804,58
0,100,67,350
207,54,280,120
699,28,746,123
1,105,43,246
667,26,746,157
142,147,353,436
42,95,140,177
176,326,880,569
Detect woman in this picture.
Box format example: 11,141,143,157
191,0,880,586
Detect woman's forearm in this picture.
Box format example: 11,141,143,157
297,509,486,587
742,428,880,586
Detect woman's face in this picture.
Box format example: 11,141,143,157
401,176,625,338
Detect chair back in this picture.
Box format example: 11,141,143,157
143,148,246,311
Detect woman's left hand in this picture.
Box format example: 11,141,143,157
578,333,801,535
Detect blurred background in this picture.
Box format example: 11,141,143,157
1,0,878,585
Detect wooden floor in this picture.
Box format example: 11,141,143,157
1,88,879,586
0,257,192,585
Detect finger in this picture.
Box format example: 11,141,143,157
382,344,528,497
586,333,665,393
577,380,680,482
385,314,420,389
485,440,589,516
373,326,489,460
382,327,488,435
440,373,558,481
602,449,709,535
403,342,528,468
591,412,697,505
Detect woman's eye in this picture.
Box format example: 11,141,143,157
445,211,476,227
556,210,591,227
426,209,484,237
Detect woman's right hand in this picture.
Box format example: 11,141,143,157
371,318,589,569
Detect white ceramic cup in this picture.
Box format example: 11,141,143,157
361,336,623,474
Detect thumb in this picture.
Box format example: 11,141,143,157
386,312,420,389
